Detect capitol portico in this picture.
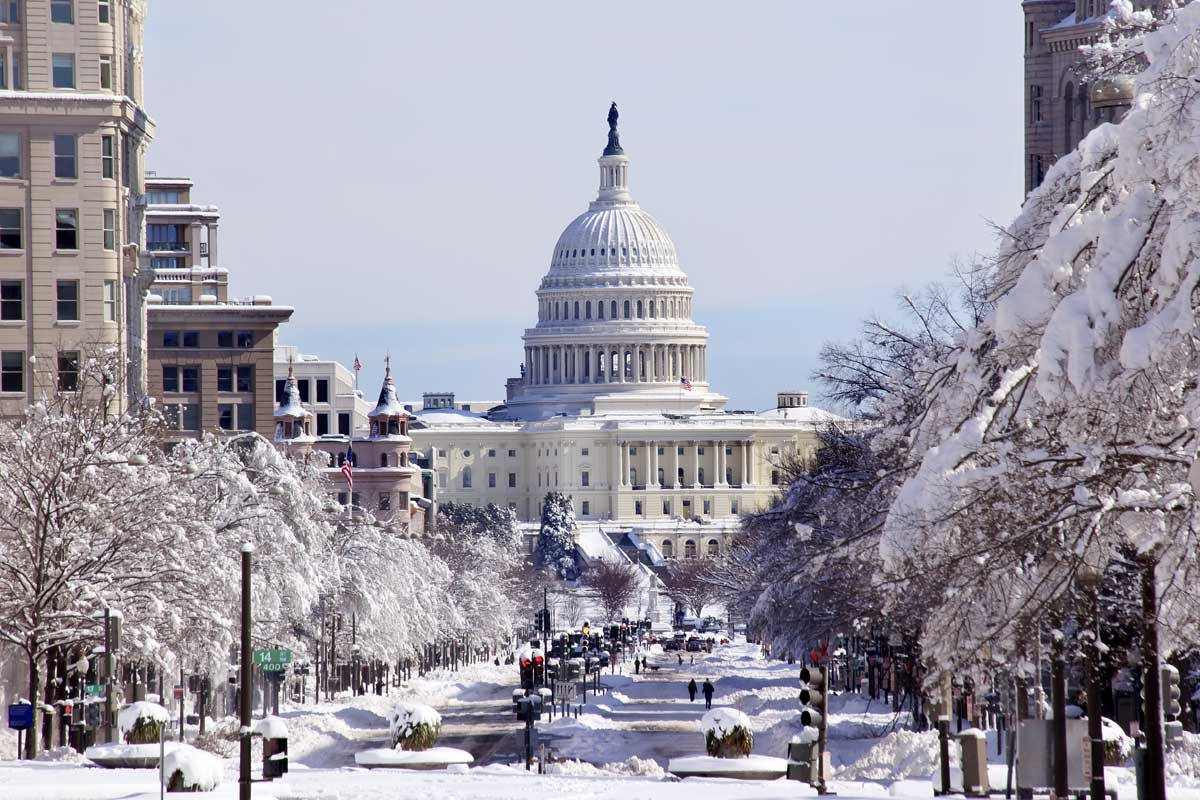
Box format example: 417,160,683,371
410,106,840,538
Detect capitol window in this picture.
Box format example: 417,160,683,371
611,301,618,318
623,300,630,319
637,300,643,318
598,302,604,319
585,301,591,318
462,467,472,488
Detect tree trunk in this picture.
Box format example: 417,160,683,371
25,643,39,759
1141,558,1167,800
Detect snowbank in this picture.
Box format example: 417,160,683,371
544,755,665,778
162,744,222,791
354,746,473,769
84,741,180,768
254,715,288,739
668,754,788,778
834,729,957,780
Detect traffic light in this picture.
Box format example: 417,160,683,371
799,665,827,730
519,657,534,690
1163,664,1182,720
533,653,545,687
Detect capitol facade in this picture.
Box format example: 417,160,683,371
410,107,837,549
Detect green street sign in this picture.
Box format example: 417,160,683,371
84,684,105,698
253,648,292,667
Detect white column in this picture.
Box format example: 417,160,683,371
623,443,631,486
649,441,659,487
4,44,12,91
610,440,622,488
745,440,755,485
207,222,219,268
189,221,203,268
740,440,748,486
690,442,699,488
716,441,726,485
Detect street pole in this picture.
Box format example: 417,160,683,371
1052,654,1068,799
239,544,253,800
179,666,185,743
104,609,115,745
1140,558,1167,800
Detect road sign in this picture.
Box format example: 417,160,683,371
7,703,33,730
84,684,105,698
553,681,576,704
173,685,185,700
253,649,292,668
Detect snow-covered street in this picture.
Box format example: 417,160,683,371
7,639,1200,799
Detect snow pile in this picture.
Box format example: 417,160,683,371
834,729,956,780
354,746,473,769
388,702,442,750
1164,730,1200,787
254,715,288,739
118,701,169,735
545,756,666,778
701,707,753,739
35,745,89,764
162,744,222,791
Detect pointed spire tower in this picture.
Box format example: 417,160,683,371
274,360,311,440
369,355,412,439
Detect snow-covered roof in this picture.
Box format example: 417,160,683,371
412,408,509,427
274,368,310,419
369,366,411,419
755,405,844,424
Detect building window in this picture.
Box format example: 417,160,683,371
296,379,309,402
0,280,21,320
99,55,111,90
486,448,495,457
508,472,516,488
55,209,78,250
378,492,391,511
102,208,116,250
703,499,711,516
316,413,329,435
582,500,590,516
1030,84,1043,123
581,471,589,487
581,447,588,456
731,500,739,515
677,446,684,455
698,446,705,455
236,366,252,392
623,300,631,319
218,403,234,431
698,468,705,486
488,472,497,488
707,539,719,557
98,0,110,23
51,0,73,23
236,403,253,430
54,135,76,178
57,351,79,391
662,500,670,515
51,53,74,88
102,279,116,322
163,330,180,348
316,378,329,403
337,492,348,506
101,135,114,179
771,470,780,485
662,539,673,558
338,412,350,435
684,540,696,559
182,331,199,347
0,134,19,178
0,350,22,392
162,365,179,392
0,2,19,23
218,367,233,392
218,331,234,348
508,449,516,457
55,279,78,320
462,466,472,489
635,500,643,516
0,199,19,239
237,331,253,348
1031,154,1045,188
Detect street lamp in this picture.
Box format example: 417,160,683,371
1077,560,1105,800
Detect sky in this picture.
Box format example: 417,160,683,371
143,1,1024,412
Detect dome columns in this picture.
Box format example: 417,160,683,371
522,340,706,387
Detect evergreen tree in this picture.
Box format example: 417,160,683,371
535,492,577,577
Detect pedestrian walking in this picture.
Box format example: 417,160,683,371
702,679,715,710
635,658,641,675
677,654,683,666
687,678,697,702
690,654,694,665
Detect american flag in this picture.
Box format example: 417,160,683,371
341,445,354,488
352,353,361,372
680,376,692,391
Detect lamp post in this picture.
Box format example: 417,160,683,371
1077,561,1106,800
239,543,253,800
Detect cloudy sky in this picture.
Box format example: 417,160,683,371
144,1,1023,411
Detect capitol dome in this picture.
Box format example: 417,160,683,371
499,104,726,422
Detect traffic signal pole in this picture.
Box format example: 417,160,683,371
239,545,253,800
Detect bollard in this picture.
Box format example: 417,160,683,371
957,729,989,797
1134,733,1147,800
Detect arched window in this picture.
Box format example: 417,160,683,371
583,351,591,379
611,300,618,318
684,540,697,559
380,453,389,467
1064,81,1075,152
771,469,780,485
624,351,633,378
586,301,592,319
636,300,643,318
707,539,719,557
662,539,674,558
649,300,656,318
598,301,605,320
623,300,631,319
553,303,559,321
574,301,580,319
462,466,472,488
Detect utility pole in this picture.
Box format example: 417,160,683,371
1141,557,1167,800
239,544,253,800
104,609,116,745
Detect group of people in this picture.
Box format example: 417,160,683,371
687,677,715,709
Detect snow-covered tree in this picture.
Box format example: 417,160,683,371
535,492,577,577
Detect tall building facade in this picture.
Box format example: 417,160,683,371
1022,0,1165,192
410,108,840,548
0,0,154,416
144,174,227,303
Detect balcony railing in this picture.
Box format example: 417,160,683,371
147,241,190,252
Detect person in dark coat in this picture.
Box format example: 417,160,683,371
702,679,715,709
635,658,641,675
687,678,698,702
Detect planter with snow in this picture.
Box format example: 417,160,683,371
667,708,787,780
85,702,175,769
355,702,474,770
163,744,223,792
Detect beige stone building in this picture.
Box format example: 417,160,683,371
1022,0,1166,192
0,0,154,417
144,174,227,303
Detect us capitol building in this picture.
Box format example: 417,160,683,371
409,106,838,552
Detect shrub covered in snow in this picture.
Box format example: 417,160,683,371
388,703,442,751
701,707,753,758
119,701,169,745
1102,716,1133,764
163,744,222,792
